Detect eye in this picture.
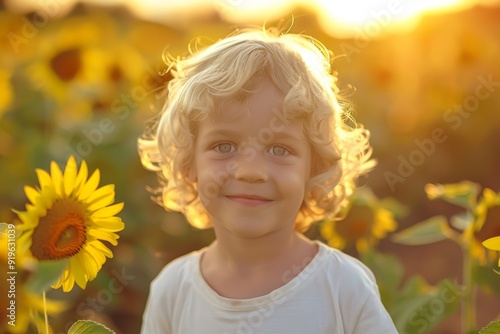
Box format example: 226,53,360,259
268,145,289,156
214,143,236,153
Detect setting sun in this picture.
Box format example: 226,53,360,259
313,0,469,37
5,0,500,38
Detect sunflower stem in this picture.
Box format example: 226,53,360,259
43,291,49,334
461,241,475,334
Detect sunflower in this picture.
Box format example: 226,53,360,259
0,224,65,333
26,14,118,125
16,156,124,292
320,188,398,253
0,67,13,119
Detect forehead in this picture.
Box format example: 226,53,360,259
212,77,282,118
198,78,305,141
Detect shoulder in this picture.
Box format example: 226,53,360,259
314,242,398,333
141,251,202,334
316,241,377,288
148,250,201,302
313,241,381,304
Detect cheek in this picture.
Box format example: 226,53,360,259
196,163,230,203
198,185,219,211
279,172,308,198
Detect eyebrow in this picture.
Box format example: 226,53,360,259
272,131,304,142
201,128,304,142
201,128,240,139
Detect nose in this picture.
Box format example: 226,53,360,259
233,152,268,183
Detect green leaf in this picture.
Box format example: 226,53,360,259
68,320,115,334
479,320,500,334
425,181,480,209
391,277,460,334
351,187,376,206
26,259,69,294
450,211,474,231
378,197,409,219
473,264,500,296
361,251,404,308
392,216,452,245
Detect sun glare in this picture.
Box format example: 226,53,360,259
313,0,472,38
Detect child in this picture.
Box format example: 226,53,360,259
138,27,397,333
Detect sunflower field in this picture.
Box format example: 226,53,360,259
1,1,500,333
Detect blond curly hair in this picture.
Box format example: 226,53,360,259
138,27,375,232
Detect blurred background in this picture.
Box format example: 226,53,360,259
1,0,500,333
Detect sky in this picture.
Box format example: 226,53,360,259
5,0,500,38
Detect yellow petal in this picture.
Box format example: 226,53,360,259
35,168,52,189
61,271,76,292
50,160,64,197
91,217,124,232
78,248,99,279
88,228,119,246
15,210,35,226
39,185,56,210
89,254,103,274
92,202,124,218
86,184,115,211
71,256,89,290
63,155,78,197
483,236,500,251
30,200,49,218
89,240,114,258
74,160,89,196
24,186,40,206
80,244,106,281
17,231,33,254
51,273,64,290
78,169,101,201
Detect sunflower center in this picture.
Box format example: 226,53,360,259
337,206,373,241
50,48,81,82
30,199,87,261
347,220,370,239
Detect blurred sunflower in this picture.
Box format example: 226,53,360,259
0,68,13,119
0,224,65,334
87,40,148,113
320,188,399,253
26,14,118,125
16,156,125,292
0,11,40,64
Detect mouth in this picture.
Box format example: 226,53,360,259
225,194,273,206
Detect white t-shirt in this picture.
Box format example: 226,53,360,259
141,241,397,334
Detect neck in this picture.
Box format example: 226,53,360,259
208,227,313,272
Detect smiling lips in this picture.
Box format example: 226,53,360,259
225,194,273,206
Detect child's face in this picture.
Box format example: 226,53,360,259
192,78,312,239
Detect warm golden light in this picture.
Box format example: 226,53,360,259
4,0,500,38
313,0,475,38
